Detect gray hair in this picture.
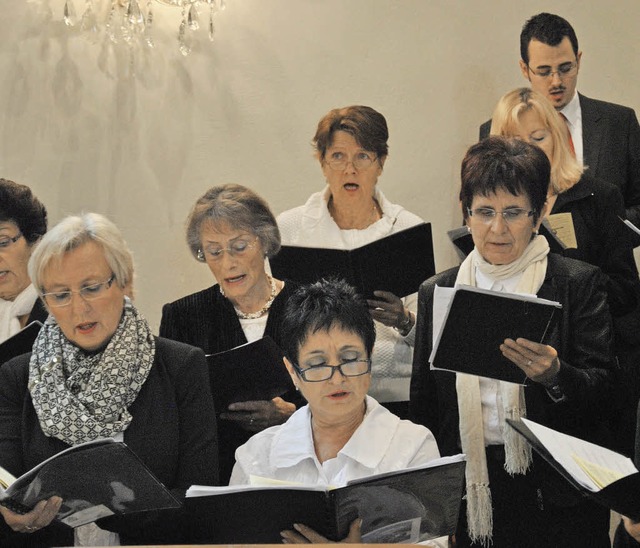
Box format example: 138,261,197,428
186,184,281,261
29,213,134,293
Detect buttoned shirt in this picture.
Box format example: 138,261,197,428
229,396,439,486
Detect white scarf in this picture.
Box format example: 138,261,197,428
455,235,549,545
0,284,38,343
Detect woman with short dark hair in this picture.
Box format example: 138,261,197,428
410,137,615,547
0,178,48,345
231,278,443,546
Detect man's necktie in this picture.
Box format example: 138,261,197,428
559,112,576,158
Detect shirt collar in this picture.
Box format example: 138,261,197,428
560,91,581,128
269,396,400,470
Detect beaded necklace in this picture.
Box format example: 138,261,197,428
231,275,278,320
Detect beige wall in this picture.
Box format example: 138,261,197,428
1,0,638,330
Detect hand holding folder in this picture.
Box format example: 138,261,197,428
185,454,465,544
430,285,562,384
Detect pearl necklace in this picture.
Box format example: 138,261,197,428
233,275,278,320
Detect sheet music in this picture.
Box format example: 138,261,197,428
522,418,637,492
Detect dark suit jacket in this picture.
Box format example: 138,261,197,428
480,93,640,226
409,254,616,505
0,337,218,547
160,281,302,484
26,298,47,325
550,173,640,321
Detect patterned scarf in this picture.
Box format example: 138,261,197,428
455,235,549,545
29,297,155,446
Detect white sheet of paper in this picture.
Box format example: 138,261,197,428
521,418,637,492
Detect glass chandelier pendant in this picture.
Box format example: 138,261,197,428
60,0,228,56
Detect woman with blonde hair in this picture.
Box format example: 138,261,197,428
490,87,639,323
490,87,640,457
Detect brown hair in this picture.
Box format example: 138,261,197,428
313,105,389,163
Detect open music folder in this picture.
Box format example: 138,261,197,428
0,439,181,528
206,336,294,411
185,454,465,544
507,418,640,520
430,285,562,384
270,223,435,298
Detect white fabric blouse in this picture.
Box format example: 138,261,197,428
229,396,440,486
229,396,445,546
276,187,424,402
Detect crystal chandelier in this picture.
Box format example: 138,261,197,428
61,0,227,56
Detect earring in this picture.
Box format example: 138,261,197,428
534,229,539,235
196,249,205,262
466,226,471,234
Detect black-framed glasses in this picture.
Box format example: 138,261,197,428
0,232,23,251
293,359,372,382
324,151,377,171
467,207,535,225
197,237,259,262
527,61,578,79
41,274,117,308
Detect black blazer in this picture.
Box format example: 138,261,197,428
480,93,640,226
0,337,218,547
409,255,617,504
160,281,302,484
550,173,640,321
26,298,47,325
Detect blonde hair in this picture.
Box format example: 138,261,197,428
490,87,583,194
29,212,134,294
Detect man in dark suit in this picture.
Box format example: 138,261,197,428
480,13,640,227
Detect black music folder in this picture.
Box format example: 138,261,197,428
0,439,180,528
448,220,565,261
430,285,562,384
0,320,43,365
507,418,640,520
206,336,294,411
270,223,435,298
185,455,465,544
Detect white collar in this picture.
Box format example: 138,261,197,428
299,186,403,238
269,396,400,470
559,91,581,128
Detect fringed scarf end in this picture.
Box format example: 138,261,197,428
466,482,493,546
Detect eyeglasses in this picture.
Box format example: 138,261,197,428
324,151,377,171
527,61,578,79
41,274,117,308
198,237,259,262
467,207,535,224
0,232,23,251
293,359,372,382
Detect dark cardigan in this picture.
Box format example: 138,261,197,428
160,281,302,484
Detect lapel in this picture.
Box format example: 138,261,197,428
579,94,603,176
